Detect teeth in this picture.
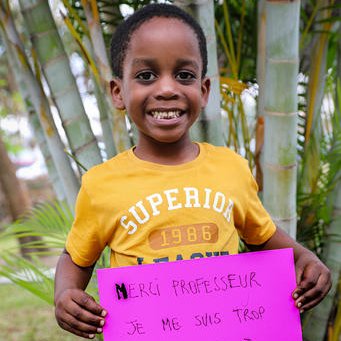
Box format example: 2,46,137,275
150,110,181,119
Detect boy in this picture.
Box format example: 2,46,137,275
54,4,331,339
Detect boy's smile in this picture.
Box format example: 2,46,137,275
111,17,210,161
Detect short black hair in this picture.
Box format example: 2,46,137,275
110,3,207,79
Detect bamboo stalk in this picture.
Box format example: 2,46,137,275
0,1,80,209
83,35,118,159
263,0,300,238
28,110,67,201
81,0,131,155
2,29,66,202
18,0,103,171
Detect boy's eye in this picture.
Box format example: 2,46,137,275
176,71,196,81
136,71,156,81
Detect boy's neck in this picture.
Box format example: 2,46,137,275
133,138,199,166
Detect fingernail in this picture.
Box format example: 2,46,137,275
100,319,105,326
88,335,95,339
97,328,102,333
300,309,304,314
297,302,302,308
101,310,107,317
293,293,298,299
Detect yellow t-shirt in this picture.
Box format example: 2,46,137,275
66,143,276,267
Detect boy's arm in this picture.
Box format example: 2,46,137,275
245,227,332,313
54,249,107,339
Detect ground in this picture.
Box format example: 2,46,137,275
0,283,79,341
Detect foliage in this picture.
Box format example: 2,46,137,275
9,201,71,247
0,201,72,303
296,0,341,251
214,0,257,81
297,125,341,252
0,200,109,340
214,0,256,165
0,200,109,305
0,254,55,305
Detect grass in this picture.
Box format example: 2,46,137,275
0,283,79,341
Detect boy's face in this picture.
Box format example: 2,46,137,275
111,17,210,146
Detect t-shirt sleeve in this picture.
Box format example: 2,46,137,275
65,182,107,267
238,166,276,245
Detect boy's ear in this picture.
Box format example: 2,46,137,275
201,77,211,108
110,78,125,110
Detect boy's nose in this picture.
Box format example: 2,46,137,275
154,76,179,100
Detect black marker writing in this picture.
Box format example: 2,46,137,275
127,320,145,335
161,317,182,332
233,306,265,323
115,283,128,300
128,281,161,299
171,272,261,297
194,312,222,327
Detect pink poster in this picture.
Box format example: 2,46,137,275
97,248,302,340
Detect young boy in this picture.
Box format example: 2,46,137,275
54,4,331,339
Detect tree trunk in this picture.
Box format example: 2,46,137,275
262,0,300,238
0,133,39,258
1,32,66,202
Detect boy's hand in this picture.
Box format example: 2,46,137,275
292,251,332,313
246,228,332,313
55,288,107,339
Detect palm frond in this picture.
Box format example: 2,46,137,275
0,199,110,311
297,108,341,252
214,0,257,81
0,252,54,305
0,200,73,255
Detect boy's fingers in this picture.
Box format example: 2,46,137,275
295,275,332,311
58,319,98,339
299,297,324,312
295,263,320,293
67,300,105,327
65,312,102,333
292,278,316,299
295,264,304,287
73,291,106,316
